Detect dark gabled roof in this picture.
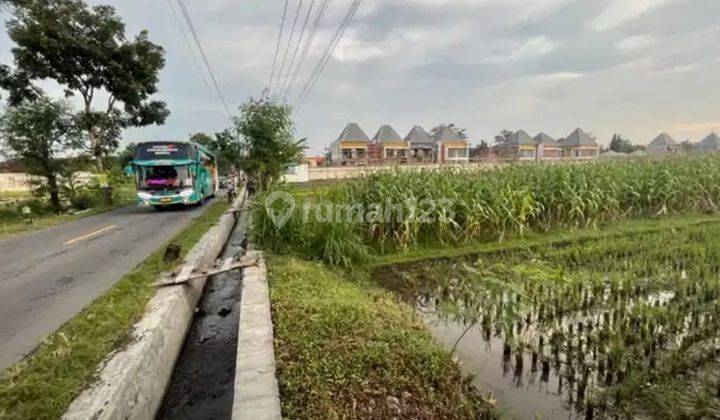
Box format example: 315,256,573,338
372,125,404,143
509,130,536,145
696,132,720,150
434,125,464,142
335,122,370,143
534,132,560,146
405,125,434,146
648,132,677,147
560,128,598,147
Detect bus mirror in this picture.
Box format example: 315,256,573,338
124,165,135,176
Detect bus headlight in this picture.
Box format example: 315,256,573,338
137,191,153,200
179,189,194,198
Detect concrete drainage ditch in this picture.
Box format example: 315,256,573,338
63,188,281,420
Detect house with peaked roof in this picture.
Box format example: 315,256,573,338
534,132,562,159
647,132,679,156
373,125,408,162
329,123,371,165
695,133,720,153
559,128,600,158
434,125,470,163
495,130,537,160
405,126,435,163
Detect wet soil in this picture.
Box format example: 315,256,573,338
157,212,248,420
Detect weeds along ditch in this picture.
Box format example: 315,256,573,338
252,157,720,266
375,222,720,419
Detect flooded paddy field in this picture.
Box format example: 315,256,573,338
375,222,720,419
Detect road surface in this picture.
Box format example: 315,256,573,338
0,198,220,371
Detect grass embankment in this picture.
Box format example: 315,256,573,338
0,200,228,419
269,255,494,419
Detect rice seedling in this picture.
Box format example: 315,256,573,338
375,221,720,419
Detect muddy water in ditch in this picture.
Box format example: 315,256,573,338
157,211,248,419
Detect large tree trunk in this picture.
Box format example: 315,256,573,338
47,174,61,212
85,98,104,172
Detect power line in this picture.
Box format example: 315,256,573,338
282,0,329,101
295,0,362,110
175,0,232,119
295,0,360,108
278,0,316,99
166,0,213,97
273,0,303,97
266,0,289,97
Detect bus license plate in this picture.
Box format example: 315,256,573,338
161,197,172,203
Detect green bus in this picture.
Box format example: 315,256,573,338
132,141,218,209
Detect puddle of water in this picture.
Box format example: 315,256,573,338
426,314,582,420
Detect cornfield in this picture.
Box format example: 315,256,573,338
252,156,720,265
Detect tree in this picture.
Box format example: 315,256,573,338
431,123,468,140
3,0,169,170
470,140,489,158
494,130,514,144
680,139,694,153
609,134,644,154
235,97,305,190
0,97,80,210
116,142,137,168
189,130,241,174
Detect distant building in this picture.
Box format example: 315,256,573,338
405,126,435,163
695,132,720,153
372,125,408,163
559,128,600,158
434,125,470,163
534,133,562,159
647,132,679,156
329,123,371,165
497,130,537,160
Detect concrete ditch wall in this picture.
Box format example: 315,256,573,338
63,189,247,420
232,252,281,420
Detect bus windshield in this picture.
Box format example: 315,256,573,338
138,165,193,190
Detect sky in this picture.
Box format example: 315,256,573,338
1,0,719,155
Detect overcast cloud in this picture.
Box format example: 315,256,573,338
1,0,718,154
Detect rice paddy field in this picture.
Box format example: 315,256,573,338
253,156,720,419
376,220,720,418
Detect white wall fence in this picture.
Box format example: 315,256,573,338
283,162,498,183
0,172,96,192
0,173,33,192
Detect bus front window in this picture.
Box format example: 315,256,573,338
139,166,193,190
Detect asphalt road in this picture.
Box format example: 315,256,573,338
0,198,220,372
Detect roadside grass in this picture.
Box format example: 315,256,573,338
0,200,134,240
0,185,136,240
268,255,495,419
0,199,228,420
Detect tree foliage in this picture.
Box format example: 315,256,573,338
0,97,81,210
609,134,644,154
494,129,514,144
2,0,169,169
235,97,305,190
431,123,468,140
189,129,241,174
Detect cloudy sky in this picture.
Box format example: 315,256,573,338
1,0,719,154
